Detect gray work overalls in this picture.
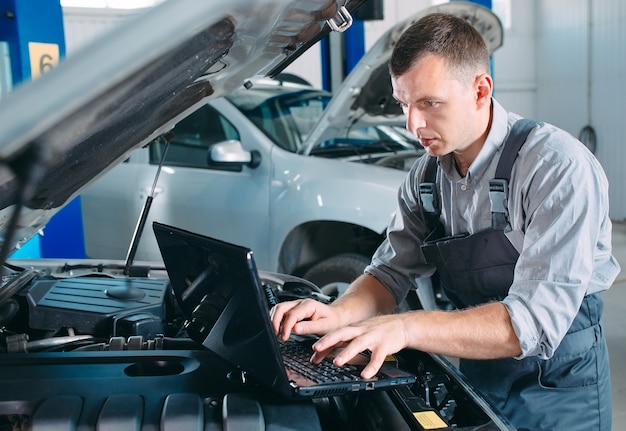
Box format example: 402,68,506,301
419,120,611,431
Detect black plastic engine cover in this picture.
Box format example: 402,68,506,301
21,277,169,337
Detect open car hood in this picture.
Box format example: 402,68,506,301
301,1,503,155
0,0,365,259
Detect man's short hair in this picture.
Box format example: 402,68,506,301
389,13,490,82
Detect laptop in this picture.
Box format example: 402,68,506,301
152,221,417,399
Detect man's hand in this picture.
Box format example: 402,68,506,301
311,313,411,379
310,301,522,379
270,274,396,342
271,298,410,380
270,298,343,341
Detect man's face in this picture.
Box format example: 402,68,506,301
391,54,486,158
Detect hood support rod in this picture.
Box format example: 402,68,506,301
123,132,173,278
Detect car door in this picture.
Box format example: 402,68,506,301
80,155,143,260
136,99,274,264
82,98,273,266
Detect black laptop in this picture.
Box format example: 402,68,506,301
153,221,417,399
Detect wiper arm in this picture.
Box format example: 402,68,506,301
310,140,404,157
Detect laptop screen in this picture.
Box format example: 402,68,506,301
152,221,291,392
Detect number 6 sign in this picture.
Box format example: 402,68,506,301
28,42,59,79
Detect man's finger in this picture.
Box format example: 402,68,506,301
361,349,387,379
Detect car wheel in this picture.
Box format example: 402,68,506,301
302,253,371,297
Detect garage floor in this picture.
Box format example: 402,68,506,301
606,221,626,429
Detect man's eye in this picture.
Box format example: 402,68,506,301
424,101,438,107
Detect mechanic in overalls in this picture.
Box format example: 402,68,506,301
271,12,620,430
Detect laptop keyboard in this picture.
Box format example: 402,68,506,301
279,340,362,384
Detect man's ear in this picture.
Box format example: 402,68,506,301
475,73,493,108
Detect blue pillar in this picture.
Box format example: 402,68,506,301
455,0,492,8
320,35,330,91
1,0,86,258
320,18,366,92
344,19,365,75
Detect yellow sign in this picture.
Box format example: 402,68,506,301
413,410,448,429
28,42,60,79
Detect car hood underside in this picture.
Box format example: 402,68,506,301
0,0,366,256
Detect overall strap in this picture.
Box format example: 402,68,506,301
418,118,539,229
419,156,440,226
489,118,538,229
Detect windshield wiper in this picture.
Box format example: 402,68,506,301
310,140,406,157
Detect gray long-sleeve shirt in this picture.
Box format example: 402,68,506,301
365,99,621,360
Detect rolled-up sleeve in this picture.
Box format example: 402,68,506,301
503,126,620,359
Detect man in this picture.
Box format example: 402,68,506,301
271,12,620,430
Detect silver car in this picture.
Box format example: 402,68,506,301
79,2,502,294
80,77,422,290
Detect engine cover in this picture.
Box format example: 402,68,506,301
21,277,169,337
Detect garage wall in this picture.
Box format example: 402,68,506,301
62,7,142,54
490,0,535,118
587,1,626,221
533,0,626,221
588,0,626,220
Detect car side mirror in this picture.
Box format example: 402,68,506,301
207,140,261,170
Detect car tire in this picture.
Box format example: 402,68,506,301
302,253,371,297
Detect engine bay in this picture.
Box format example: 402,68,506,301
0,261,512,430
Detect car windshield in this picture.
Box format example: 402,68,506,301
226,81,421,156
308,124,421,158
227,83,330,153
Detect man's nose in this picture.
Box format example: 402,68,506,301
406,107,426,135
